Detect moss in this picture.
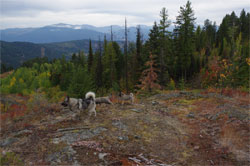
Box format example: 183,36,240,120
0,152,23,166
178,99,196,105
47,142,67,155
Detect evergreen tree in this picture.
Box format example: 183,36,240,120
87,39,94,72
134,25,143,84
158,7,171,86
124,18,129,92
146,21,160,55
174,0,196,80
203,19,217,49
112,41,123,85
138,54,161,92
103,42,117,90
67,66,94,98
96,38,103,90
239,9,249,42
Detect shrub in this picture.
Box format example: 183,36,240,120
178,78,185,90
167,78,176,90
0,152,23,166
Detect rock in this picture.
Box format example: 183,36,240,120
128,157,141,164
46,146,78,165
187,112,195,118
153,93,180,100
130,108,142,113
152,101,159,105
13,129,33,137
118,136,129,141
226,109,248,120
208,109,248,121
52,127,107,144
194,145,200,150
112,121,127,130
0,137,18,147
92,127,108,135
134,135,141,139
98,153,109,160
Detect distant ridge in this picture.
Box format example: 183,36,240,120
0,23,154,43
0,39,114,68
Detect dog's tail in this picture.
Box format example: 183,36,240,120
130,93,133,97
85,91,96,101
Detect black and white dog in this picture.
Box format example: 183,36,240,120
61,96,82,112
61,91,96,116
81,92,97,116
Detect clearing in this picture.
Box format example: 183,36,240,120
0,90,249,166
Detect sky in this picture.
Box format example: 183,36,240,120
0,0,249,29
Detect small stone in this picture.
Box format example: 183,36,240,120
0,137,18,147
118,136,129,141
98,153,108,160
194,146,200,150
187,112,195,118
152,101,159,105
130,108,142,113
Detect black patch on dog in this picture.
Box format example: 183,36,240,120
81,98,91,109
61,96,69,107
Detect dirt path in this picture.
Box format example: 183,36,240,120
1,91,249,165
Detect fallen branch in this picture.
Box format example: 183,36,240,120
56,127,89,132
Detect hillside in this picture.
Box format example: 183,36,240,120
0,40,110,68
0,90,249,165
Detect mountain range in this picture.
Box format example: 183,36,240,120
0,23,154,43
0,23,176,68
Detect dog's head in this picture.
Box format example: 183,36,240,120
61,96,70,107
81,98,91,109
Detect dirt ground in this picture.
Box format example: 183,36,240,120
0,90,249,166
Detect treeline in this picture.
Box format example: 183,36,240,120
1,1,249,98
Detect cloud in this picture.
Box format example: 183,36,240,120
0,0,249,29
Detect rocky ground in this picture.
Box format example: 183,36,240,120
0,90,249,166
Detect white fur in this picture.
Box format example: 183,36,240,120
95,96,113,105
85,91,96,101
85,91,97,117
119,92,134,104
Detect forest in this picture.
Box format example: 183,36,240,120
1,1,249,98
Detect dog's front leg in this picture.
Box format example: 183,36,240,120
69,105,73,111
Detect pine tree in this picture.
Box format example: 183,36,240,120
95,37,103,93
124,18,129,92
146,21,160,55
87,39,93,72
203,19,217,49
112,41,123,85
174,0,196,80
103,42,117,90
138,54,161,92
158,7,171,86
135,25,143,83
